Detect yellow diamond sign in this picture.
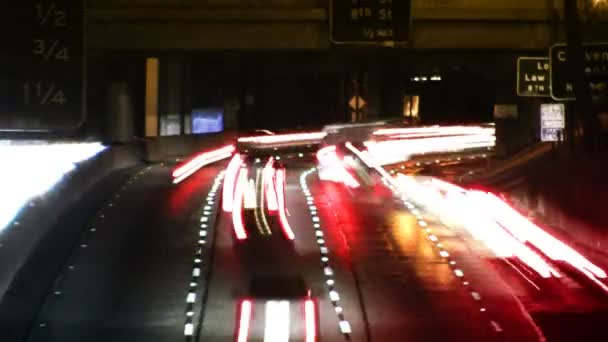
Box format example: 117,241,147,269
348,96,367,110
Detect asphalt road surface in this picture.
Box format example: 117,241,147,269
27,164,223,342
19,151,608,342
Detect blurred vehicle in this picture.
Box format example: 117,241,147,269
235,276,319,342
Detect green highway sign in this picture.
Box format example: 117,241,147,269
330,0,411,45
517,57,551,97
550,43,608,101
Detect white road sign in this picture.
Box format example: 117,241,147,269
540,103,565,142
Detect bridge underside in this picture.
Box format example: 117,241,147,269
88,3,608,51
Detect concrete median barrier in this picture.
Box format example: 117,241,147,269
0,144,142,341
0,133,237,340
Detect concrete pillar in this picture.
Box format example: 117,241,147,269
224,95,240,130
366,64,382,120
338,71,347,122
106,82,135,143
159,57,183,136
145,58,159,137
182,57,193,135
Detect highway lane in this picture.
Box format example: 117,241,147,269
196,145,550,341
395,150,608,341
383,153,608,341
26,163,224,342
200,162,366,341
311,176,538,341
19,135,608,341
21,150,367,342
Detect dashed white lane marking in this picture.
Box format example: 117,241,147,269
399,187,504,336
301,168,352,340
183,171,225,340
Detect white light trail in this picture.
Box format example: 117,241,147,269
238,132,327,144
373,125,494,137
263,158,279,212
477,191,608,289
396,175,608,287
263,300,290,342
244,178,257,209
305,299,317,342
365,134,495,166
316,145,360,188
232,168,248,240
275,168,295,240
237,300,252,342
172,145,235,184
222,154,243,212
0,142,106,231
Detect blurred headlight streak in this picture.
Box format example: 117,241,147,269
395,175,560,279
344,142,398,189
316,145,360,188
275,168,295,240
0,142,106,231
373,125,495,138
400,175,608,287
264,300,290,342
238,132,327,145
172,145,235,184
244,178,257,209
232,168,248,240
222,153,243,212
236,300,252,342
478,192,608,289
305,299,317,342
364,134,496,166
263,158,279,212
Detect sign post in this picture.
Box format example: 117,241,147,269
0,0,86,132
550,43,608,101
540,103,566,142
517,57,551,97
330,0,411,45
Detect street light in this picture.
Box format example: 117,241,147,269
582,0,608,21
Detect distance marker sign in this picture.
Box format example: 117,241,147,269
0,1,85,132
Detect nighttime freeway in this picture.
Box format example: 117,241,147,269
1,1,608,342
